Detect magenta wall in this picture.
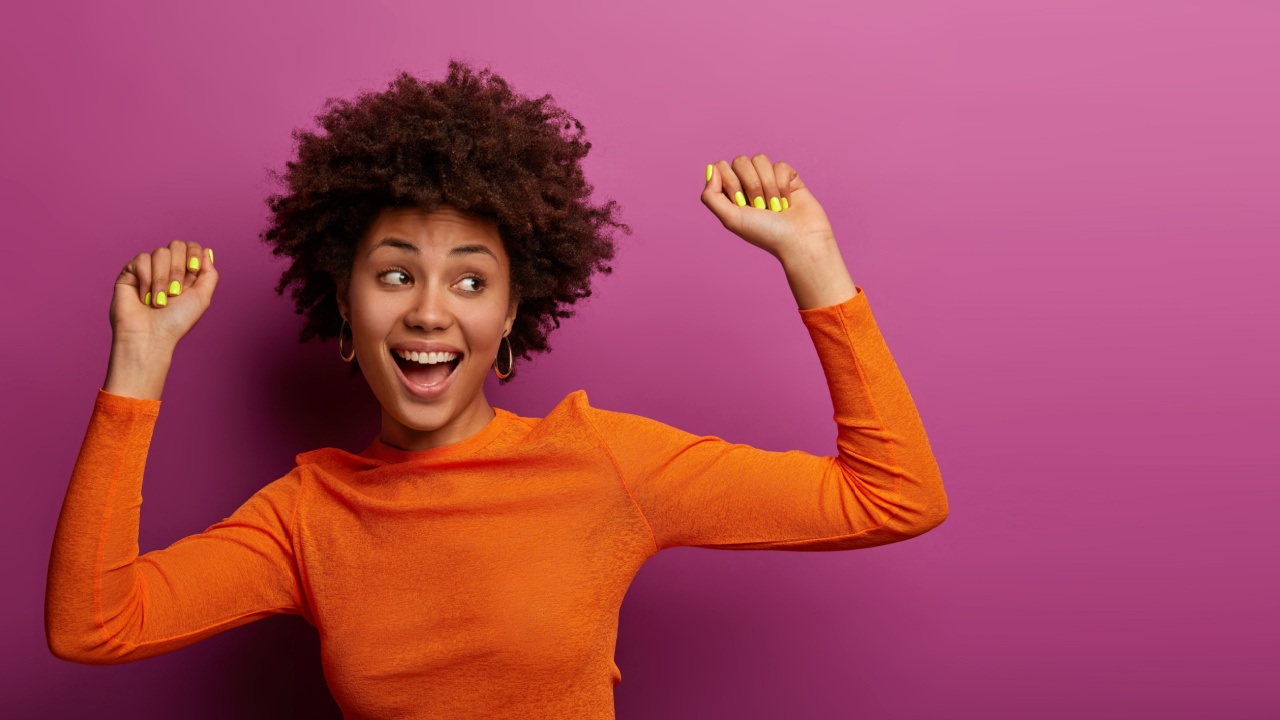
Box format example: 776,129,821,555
4,1,1276,717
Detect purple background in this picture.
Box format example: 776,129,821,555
4,1,1276,717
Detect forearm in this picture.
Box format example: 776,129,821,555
785,237,948,538
776,236,858,310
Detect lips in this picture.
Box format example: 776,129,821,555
392,352,461,399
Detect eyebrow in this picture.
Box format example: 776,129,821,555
367,237,499,262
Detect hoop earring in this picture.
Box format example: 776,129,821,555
338,318,356,363
492,333,513,379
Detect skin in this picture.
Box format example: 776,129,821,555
103,153,855,458
336,204,520,452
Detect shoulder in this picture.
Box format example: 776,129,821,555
542,389,699,449
216,465,306,534
540,388,630,430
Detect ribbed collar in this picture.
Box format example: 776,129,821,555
360,407,517,464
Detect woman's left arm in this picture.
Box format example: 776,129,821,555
577,156,948,553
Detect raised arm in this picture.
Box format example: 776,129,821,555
46,241,308,664
576,155,948,553
583,281,948,552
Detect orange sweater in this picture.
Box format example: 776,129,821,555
46,286,947,719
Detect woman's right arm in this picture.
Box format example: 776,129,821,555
45,388,309,664
45,241,310,664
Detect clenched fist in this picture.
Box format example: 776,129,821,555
110,240,219,349
701,153,838,261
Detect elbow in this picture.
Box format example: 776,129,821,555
887,473,950,540
45,606,80,663
46,621,117,666
912,491,949,536
47,629,90,665
45,596,99,664
47,636,122,666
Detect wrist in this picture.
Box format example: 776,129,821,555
777,238,858,310
109,338,176,365
104,339,175,401
775,235,841,268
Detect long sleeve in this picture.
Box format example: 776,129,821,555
581,286,949,553
45,389,308,664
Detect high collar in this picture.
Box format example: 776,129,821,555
360,407,515,464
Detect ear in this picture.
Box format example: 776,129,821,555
504,298,519,337
336,279,350,322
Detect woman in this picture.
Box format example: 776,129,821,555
46,61,948,718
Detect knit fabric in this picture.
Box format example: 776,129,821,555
46,285,948,719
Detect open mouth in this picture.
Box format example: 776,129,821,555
392,351,463,387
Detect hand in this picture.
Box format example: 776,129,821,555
110,240,219,349
700,154,837,261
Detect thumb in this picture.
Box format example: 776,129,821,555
782,167,817,206
189,248,219,300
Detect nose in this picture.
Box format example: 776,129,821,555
402,279,455,332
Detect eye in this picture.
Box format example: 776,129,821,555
379,268,411,286
459,275,487,293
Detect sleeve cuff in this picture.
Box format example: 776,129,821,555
95,387,161,418
796,284,867,326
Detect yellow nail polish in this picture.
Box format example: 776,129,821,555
189,257,200,271
734,191,746,207
781,197,789,210
769,196,781,212
144,291,151,305
155,291,167,307
169,280,181,296
705,164,713,183
207,248,213,263
753,196,766,210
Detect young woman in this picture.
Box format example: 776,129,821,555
46,61,948,718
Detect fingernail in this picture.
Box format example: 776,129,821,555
769,196,781,212
705,164,713,183
155,291,167,307
734,191,746,207
753,196,766,210
781,197,789,210
189,257,200,272
144,291,151,305
207,248,214,263
169,280,181,296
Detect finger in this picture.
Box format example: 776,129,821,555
750,153,782,212
125,252,151,305
774,161,798,210
150,246,171,308
731,155,766,210
167,240,189,299
180,239,204,292
701,162,743,229
711,159,746,207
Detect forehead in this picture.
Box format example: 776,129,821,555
359,204,505,261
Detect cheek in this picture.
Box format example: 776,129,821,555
460,311,509,358
350,307,398,353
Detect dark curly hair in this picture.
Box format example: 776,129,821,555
259,59,631,383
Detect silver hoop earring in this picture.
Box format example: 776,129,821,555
338,318,356,362
492,333,513,379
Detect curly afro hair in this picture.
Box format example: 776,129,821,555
259,59,631,383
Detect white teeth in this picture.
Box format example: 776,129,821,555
395,349,459,365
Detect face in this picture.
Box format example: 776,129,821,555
338,204,518,452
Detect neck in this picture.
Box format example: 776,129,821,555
378,398,497,452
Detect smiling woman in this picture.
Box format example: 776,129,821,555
48,57,948,720
342,204,518,451
258,60,631,387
